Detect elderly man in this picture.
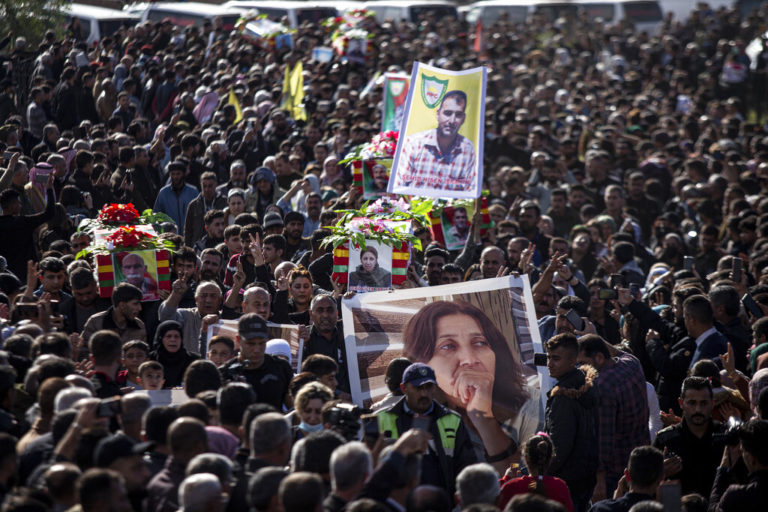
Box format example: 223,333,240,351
159,279,222,355
119,253,157,300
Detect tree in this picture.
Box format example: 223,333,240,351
0,0,67,48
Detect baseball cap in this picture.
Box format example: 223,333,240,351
263,211,284,229
401,363,437,387
284,211,305,226
238,313,269,340
94,433,153,468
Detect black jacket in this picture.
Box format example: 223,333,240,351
646,335,696,414
710,468,768,512
545,365,599,491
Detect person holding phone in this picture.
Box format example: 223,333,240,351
375,362,477,496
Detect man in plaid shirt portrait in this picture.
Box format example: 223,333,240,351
396,90,477,191
577,334,650,503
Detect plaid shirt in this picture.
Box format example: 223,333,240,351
596,353,650,475
395,129,476,190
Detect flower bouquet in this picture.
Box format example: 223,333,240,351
341,131,399,200
324,197,433,290
78,203,175,238
324,9,374,62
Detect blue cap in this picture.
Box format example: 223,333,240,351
401,363,437,387
251,167,275,184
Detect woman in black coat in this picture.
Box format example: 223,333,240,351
150,320,199,388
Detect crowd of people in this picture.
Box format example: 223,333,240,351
0,2,768,512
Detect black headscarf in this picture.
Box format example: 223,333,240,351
150,320,198,388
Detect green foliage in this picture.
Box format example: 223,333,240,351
0,0,67,46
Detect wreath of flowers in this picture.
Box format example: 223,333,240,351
340,130,399,164
322,197,433,251
105,226,157,250
78,204,175,237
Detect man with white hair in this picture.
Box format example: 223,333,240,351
455,463,500,508
325,442,373,512
179,473,225,512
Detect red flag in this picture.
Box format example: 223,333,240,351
473,19,486,55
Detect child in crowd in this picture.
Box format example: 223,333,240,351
138,360,165,390
207,335,235,367
118,340,150,389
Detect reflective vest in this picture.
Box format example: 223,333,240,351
376,410,461,457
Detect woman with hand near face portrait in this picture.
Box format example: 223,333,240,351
403,300,535,472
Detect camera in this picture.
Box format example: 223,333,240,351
713,416,742,446
324,402,369,441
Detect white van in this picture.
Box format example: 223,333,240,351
465,0,662,34
363,0,459,23
62,4,139,46
224,1,342,27
124,2,244,30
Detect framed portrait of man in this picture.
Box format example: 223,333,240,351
112,250,160,301
389,62,487,199
362,160,391,200
441,205,472,251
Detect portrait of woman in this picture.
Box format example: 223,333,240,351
402,299,537,448
349,246,392,291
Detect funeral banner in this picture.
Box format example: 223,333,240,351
341,275,546,445
388,63,486,199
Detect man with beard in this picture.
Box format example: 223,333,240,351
506,237,530,271
179,134,207,188
547,189,580,238
199,249,225,288
479,246,505,279
422,247,448,286
185,172,227,248
119,253,158,301
302,193,322,238
624,171,658,243
94,433,152,512
216,160,247,198
653,377,726,498
194,210,226,254
303,294,350,394
66,268,110,334
369,162,389,195
282,212,308,261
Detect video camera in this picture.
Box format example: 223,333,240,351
324,402,370,441
713,416,743,446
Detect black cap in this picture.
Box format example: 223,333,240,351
263,211,284,229
238,313,269,340
94,433,153,468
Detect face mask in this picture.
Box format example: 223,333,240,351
299,421,323,433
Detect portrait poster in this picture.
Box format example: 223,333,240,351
430,196,491,251
341,275,547,445
381,73,410,132
112,249,161,301
347,240,394,293
354,159,391,200
206,319,304,373
388,62,486,199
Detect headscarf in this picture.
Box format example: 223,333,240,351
266,339,292,366
194,91,219,124
153,320,185,358
28,162,55,203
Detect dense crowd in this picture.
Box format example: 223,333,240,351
0,2,768,512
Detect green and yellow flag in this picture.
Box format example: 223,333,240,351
228,88,243,124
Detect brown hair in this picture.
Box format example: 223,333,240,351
402,300,528,415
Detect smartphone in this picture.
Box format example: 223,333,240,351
742,293,764,319
34,173,50,184
565,309,584,331
533,353,548,366
98,397,122,417
684,256,694,272
609,274,625,288
49,300,60,315
598,289,618,300
125,170,133,185
411,416,431,433
659,481,681,512
732,257,742,283
629,283,640,297
16,304,39,318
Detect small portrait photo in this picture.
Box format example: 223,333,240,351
362,160,391,199
348,241,393,293
441,205,472,251
113,250,159,301
346,38,366,64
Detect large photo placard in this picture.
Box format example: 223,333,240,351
388,62,486,199
341,275,545,445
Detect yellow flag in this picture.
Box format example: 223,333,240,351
281,62,306,122
228,88,243,124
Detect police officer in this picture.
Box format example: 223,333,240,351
376,363,476,495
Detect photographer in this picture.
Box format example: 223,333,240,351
709,419,768,511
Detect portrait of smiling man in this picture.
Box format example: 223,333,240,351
396,89,477,191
